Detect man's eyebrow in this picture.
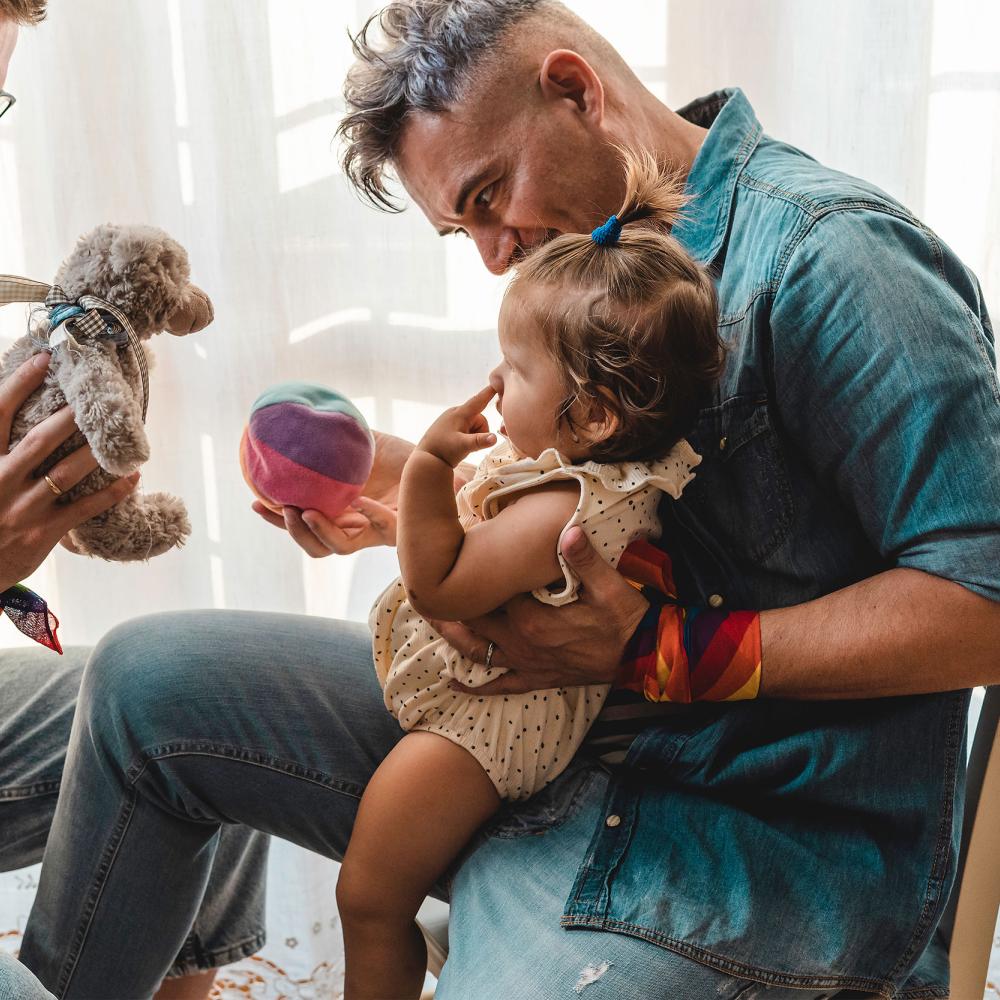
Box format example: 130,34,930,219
452,165,494,219
434,164,495,236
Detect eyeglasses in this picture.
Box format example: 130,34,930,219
0,90,14,119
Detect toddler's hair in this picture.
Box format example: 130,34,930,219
511,148,724,462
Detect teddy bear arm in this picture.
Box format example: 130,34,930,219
69,488,190,561
52,342,149,476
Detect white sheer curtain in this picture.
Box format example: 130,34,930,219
0,1,997,996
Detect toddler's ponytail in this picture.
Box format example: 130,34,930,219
511,147,724,462
605,147,687,238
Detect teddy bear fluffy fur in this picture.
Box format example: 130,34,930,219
0,223,213,561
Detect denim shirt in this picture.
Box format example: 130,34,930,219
560,89,1000,996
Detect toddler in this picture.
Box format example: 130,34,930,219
336,149,724,999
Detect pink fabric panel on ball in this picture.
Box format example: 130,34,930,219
243,436,362,520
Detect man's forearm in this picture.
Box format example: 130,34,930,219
760,567,1000,698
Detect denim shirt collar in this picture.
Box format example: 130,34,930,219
672,88,762,265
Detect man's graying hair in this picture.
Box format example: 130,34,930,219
0,0,46,25
339,0,551,211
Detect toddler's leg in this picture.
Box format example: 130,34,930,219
336,731,500,1000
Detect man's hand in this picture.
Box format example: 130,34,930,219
0,353,140,591
252,428,413,555
415,386,497,468
441,525,649,694
251,500,399,556
254,415,485,558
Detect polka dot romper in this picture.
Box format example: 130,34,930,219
369,438,700,800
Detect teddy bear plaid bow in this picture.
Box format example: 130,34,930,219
44,285,150,421
0,276,149,420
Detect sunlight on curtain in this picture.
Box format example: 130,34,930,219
0,1,997,996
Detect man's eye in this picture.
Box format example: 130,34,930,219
475,183,495,208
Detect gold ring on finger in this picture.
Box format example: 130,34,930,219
44,474,64,497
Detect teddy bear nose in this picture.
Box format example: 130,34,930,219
166,288,214,335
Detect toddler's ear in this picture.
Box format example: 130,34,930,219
165,286,214,336
580,388,619,445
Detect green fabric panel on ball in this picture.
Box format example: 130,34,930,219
250,382,373,445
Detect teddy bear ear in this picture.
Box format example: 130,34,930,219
164,285,214,336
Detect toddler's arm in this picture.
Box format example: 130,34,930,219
398,387,578,622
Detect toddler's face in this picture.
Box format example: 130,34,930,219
490,289,580,461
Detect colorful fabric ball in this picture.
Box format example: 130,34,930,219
240,382,374,521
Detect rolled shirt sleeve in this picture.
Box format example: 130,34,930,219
770,207,1000,601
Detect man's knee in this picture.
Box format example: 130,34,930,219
0,952,56,1000
80,613,207,752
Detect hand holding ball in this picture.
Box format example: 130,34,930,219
240,383,375,521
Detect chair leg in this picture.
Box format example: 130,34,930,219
418,918,448,980
948,717,1000,1000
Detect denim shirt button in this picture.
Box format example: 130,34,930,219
708,593,725,608
605,814,621,828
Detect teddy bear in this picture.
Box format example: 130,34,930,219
0,223,213,562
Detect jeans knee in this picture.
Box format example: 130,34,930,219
80,613,199,757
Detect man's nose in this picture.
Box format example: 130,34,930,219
473,227,518,275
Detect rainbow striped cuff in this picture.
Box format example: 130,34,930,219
617,581,761,702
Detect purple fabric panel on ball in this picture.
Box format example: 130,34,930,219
244,436,362,519
250,403,372,486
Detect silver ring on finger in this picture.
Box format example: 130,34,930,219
43,474,64,497
485,640,497,669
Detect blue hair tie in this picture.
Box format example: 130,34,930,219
591,214,623,247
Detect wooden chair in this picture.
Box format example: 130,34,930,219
417,897,449,980
936,686,1000,999
416,688,1000,996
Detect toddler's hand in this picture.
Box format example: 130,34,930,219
416,386,497,468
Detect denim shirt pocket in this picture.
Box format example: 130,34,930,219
683,395,794,564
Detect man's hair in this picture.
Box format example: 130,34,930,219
339,0,551,211
0,0,46,25
509,148,725,461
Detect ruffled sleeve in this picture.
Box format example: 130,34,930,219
454,438,701,609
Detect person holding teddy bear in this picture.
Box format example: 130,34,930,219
0,4,269,999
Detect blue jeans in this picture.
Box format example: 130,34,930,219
0,644,268,999
18,611,839,1000
0,952,54,1000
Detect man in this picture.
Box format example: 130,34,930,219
0,4,269,999
20,1,1000,997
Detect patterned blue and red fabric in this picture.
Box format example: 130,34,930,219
0,583,62,653
617,539,761,702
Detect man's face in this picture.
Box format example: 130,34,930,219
0,19,17,89
395,74,624,275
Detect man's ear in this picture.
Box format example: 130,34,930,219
539,49,605,125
